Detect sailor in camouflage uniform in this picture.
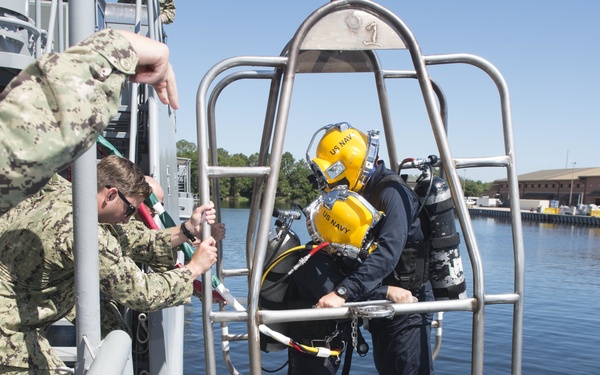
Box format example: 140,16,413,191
0,28,178,217
0,155,217,373
118,0,176,24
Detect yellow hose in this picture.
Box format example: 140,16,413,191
261,245,310,286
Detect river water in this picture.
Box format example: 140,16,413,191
183,209,600,374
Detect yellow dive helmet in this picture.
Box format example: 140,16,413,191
304,186,383,262
306,122,380,192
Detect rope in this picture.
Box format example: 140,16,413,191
258,324,343,358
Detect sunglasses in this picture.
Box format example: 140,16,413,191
105,185,137,217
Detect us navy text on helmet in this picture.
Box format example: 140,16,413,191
320,210,351,234
328,132,356,156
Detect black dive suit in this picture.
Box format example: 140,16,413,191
288,161,435,375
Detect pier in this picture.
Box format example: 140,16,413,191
468,207,600,227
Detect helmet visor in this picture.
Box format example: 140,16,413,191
309,160,330,191
310,158,349,191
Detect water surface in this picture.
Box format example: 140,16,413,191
184,210,600,374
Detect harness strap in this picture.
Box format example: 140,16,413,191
431,232,460,249
341,340,353,375
341,322,368,375
370,173,431,291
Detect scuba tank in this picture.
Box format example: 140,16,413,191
259,208,302,352
414,173,467,300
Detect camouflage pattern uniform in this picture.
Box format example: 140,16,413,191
64,218,185,337
118,0,176,24
0,175,194,371
0,28,137,216
159,0,176,24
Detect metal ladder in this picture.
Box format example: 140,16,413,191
194,1,524,374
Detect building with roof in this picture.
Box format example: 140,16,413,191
486,167,600,206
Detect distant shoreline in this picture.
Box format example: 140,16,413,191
468,207,600,227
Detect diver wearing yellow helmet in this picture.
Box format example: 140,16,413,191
306,122,379,193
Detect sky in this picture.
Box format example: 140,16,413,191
162,1,600,183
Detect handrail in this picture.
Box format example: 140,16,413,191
195,54,288,375
69,0,102,373
0,17,41,40
86,330,132,375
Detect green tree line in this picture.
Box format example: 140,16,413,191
462,177,493,199
177,139,492,203
177,140,319,204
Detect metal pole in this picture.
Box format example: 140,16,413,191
569,162,576,207
35,0,41,57
69,1,101,374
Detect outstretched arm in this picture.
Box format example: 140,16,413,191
115,29,178,108
0,28,179,216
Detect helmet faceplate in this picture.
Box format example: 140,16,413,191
306,122,379,192
304,186,383,261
